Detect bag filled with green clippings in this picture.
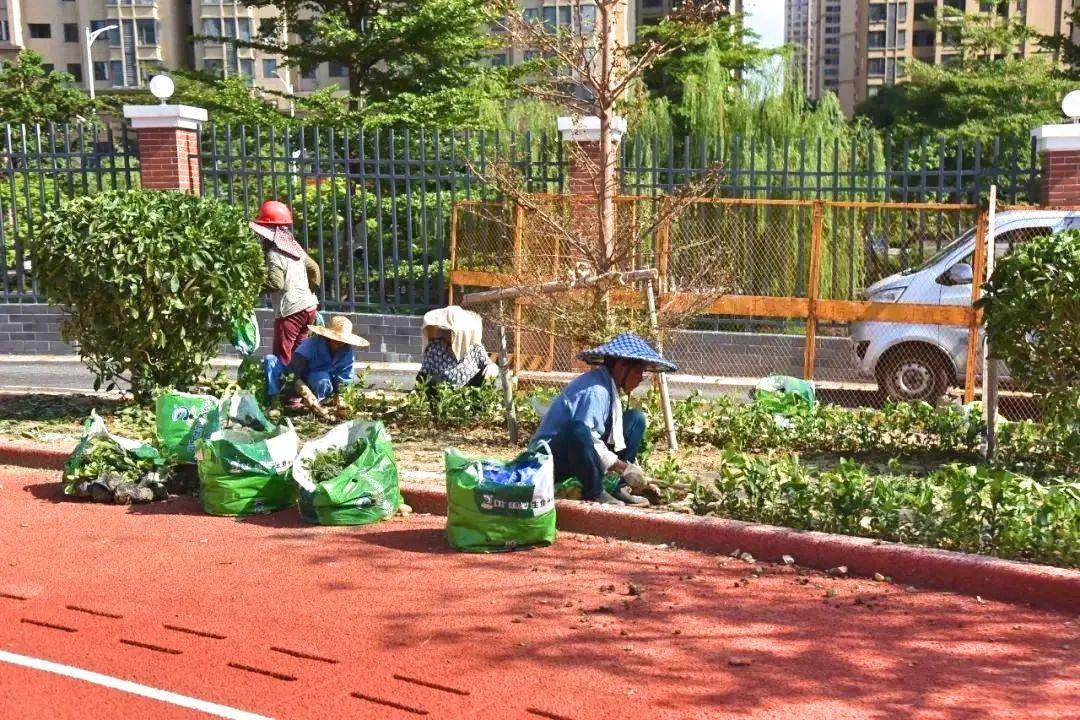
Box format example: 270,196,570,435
229,313,268,401
754,375,816,415
155,392,218,463
195,419,298,516
292,420,402,525
156,391,272,463
445,443,556,553
63,411,165,501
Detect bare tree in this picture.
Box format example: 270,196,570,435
461,0,734,352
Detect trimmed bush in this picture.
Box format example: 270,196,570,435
979,229,1080,421
33,190,264,399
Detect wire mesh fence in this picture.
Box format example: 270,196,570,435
451,195,1059,420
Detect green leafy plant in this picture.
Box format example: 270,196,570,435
665,392,986,457
32,190,265,401
979,228,1080,423
305,437,369,485
654,447,1079,567
62,437,167,503
0,50,96,126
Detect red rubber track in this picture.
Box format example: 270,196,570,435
1,465,1077,720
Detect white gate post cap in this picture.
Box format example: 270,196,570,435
557,116,627,143
123,104,209,131
1031,123,1080,153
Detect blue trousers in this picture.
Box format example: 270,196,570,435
545,409,646,500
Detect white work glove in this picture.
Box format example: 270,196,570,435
620,463,648,491
483,362,500,379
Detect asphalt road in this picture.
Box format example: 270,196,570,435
0,356,920,410
0,357,756,401
0,359,419,395
9,356,1035,416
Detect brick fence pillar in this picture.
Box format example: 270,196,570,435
1032,123,1080,207
557,115,627,259
122,105,209,194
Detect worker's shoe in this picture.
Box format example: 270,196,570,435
611,485,650,507
592,491,625,506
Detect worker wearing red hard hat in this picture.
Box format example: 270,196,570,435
250,200,321,365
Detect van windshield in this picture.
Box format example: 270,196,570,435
901,228,975,275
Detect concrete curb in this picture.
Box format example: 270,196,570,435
3,440,1078,613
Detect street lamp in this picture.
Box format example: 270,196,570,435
84,24,118,99
1063,90,1080,123
148,74,175,104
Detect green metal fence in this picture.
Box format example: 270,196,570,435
0,123,139,302
0,121,1039,313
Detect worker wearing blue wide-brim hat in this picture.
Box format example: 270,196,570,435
531,333,677,506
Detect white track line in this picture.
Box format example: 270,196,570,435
0,650,273,720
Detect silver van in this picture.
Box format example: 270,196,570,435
851,209,1080,402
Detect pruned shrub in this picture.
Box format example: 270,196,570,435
33,190,264,399
979,228,1080,423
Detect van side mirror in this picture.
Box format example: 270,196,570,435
939,262,973,286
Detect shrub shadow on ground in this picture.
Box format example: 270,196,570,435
21,477,310,529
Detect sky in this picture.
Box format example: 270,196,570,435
743,0,785,49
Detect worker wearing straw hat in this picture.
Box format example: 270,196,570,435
532,333,677,507
264,315,370,420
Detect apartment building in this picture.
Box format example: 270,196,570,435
785,0,1071,116
0,1,742,102
637,0,743,34
785,0,817,96
0,0,191,89
862,0,1067,113
491,1,636,68
821,0,861,114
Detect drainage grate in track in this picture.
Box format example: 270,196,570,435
269,646,339,665
67,605,122,619
119,639,183,655
227,662,297,682
20,618,76,633
392,674,470,696
162,624,226,640
349,692,428,716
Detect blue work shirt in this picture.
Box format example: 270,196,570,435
531,366,622,468
264,335,355,400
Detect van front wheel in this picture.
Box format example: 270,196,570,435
877,346,951,403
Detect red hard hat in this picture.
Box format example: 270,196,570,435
253,200,293,226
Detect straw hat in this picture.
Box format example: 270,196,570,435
307,316,370,348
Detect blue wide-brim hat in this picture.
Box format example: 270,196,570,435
578,332,677,373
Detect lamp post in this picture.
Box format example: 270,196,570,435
84,24,118,99
280,16,295,118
